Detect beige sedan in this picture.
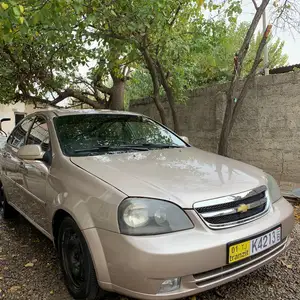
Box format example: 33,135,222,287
0,110,294,300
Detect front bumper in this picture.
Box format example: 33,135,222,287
84,197,294,300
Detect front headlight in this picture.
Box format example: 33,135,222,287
266,173,281,203
118,198,194,236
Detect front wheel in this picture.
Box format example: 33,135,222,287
58,217,105,300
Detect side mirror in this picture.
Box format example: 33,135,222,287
17,145,44,160
180,136,189,144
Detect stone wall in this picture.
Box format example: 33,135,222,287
130,71,300,189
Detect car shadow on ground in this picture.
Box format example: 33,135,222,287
0,209,299,300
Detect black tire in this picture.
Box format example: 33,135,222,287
57,217,105,300
0,185,18,219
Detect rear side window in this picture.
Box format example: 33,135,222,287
27,116,50,152
7,116,35,149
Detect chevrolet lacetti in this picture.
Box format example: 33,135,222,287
0,110,294,300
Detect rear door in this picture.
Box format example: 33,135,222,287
1,116,35,210
19,115,51,232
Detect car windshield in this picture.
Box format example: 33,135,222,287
53,114,187,156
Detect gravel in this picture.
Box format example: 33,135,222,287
0,205,299,300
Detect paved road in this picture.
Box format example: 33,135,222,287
0,206,299,300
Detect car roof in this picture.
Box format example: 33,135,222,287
34,109,143,118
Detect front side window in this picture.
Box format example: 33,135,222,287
54,114,186,156
7,116,35,149
27,116,50,152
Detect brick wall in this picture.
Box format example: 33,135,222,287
130,71,300,189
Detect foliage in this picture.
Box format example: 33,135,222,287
126,20,289,102
0,0,134,108
0,0,241,113
203,21,289,79
121,0,240,105
0,0,293,114
229,22,288,75
0,0,96,106
125,68,153,103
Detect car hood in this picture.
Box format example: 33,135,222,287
70,147,267,208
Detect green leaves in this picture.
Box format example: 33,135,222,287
1,2,8,10
0,0,289,111
12,6,19,16
0,0,28,43
19,5,24,13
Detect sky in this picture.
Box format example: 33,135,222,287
241,0,300,65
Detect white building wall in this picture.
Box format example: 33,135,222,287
0,103,52,136
0,102,26,136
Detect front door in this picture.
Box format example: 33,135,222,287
19,116,51,232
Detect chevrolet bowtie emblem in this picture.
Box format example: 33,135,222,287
237,204,249,213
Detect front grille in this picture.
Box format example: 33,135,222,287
197,190,265,213
194,186,269,229
204,204,266,224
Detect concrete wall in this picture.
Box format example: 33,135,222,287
130,71,300,189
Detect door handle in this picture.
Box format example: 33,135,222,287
3,152,11,158
19,162,26,168
19,162,28,173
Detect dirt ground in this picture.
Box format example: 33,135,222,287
0,204,300,300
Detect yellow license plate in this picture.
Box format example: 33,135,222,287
228,241,251,264
228,226,281,264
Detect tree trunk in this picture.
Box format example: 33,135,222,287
141,48,167,125
156,61,181,134
217,0,271,156
153,95,167,125
218,93,233,156
109,75,125,110
229,28,270,132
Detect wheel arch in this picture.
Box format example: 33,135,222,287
51,208,112,287
52,209,72,249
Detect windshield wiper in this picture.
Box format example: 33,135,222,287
137,143,184,149
74,145,149,154
73,143,184,154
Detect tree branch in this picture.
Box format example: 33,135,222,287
169,3,182,27
235,0,270,78
88,25,138,45
82,91,95,97
140,41,167,125
16,83,103,109
251,0,258,10
226,0,270,114
229,25,272,131
156,60,180,134
218,0,271,155
15,93,60,108
53,88,102,108
275,0,289,22
95,84,113,95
